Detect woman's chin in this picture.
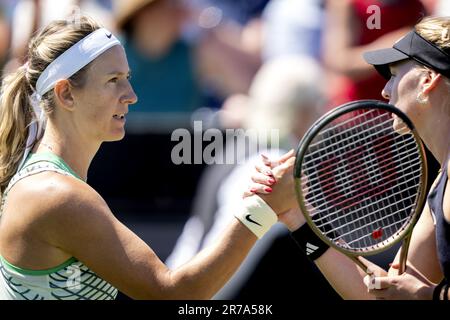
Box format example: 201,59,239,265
392,116,411,135
105,131,126,142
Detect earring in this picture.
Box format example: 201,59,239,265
416,91,428,104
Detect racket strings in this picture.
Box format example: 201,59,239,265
345,214,411,246
301,108,423,252
303,147,420,206
312,181,419,228
302,113,415,187
308,109,388,144
302,135,420,185
305,159,420,213
324,192,417,240
306,111,392,155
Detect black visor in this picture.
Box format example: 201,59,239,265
363,30,450,79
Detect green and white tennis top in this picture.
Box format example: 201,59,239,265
0,152,118,300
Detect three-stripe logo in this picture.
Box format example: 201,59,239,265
306,242,319,255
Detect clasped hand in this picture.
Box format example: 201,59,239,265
243,150,306,231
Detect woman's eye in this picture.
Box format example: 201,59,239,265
389,69,396,78
109,77,118,83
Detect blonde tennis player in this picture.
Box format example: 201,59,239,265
0,15,295,300
248,16,450,300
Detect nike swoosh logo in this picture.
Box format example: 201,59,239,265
106,33,112,39
245,214,262,226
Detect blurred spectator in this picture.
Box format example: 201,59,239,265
113,0,264,113
194,24,262,109
188,0,267,104
420,0,438,14
435,0,450,15
5,0,113,72
262,0,325,61
114,0,203,113
165,55,339,300
0,0,19,19
0,3,10,72
186,0,269,26
322,0,426,109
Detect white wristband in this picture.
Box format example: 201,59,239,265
235,195,278,239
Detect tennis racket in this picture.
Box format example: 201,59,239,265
293,100,428,274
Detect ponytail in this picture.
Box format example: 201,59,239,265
0,65,33,196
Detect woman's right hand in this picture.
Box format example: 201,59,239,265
243,150,301,225
243,149,295,198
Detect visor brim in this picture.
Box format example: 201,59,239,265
363,48,410,79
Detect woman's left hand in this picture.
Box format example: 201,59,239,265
364,263,435,300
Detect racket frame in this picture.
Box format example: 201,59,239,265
294,100,428,273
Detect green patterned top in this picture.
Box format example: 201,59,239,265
0,152,118,300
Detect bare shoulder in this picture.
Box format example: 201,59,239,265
4,172,112,242
2,172,169,298
7,171,106,216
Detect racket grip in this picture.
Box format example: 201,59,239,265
352,256,371,274
397,235,412,274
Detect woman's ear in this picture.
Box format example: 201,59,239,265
53,80,75,110
421,68,442,95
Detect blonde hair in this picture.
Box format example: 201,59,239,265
415,16,450,50
0,16,101,196
414,16,450,92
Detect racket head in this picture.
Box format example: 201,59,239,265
294,100,428,257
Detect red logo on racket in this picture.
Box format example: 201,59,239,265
317,134,397,210
372,228,383,240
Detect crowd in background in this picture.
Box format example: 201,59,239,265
0,0,448,300
1,0,448,117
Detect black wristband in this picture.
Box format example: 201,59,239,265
433,280,446,300
290,224,330,261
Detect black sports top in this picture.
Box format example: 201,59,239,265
428,164,450,281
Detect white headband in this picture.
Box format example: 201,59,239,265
19,28,121,171
36,28,121,97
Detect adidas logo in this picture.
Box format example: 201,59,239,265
306,242,319,255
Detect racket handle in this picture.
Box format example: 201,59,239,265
351,256,371,274
398,235,412,274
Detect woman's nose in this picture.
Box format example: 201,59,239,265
121,84,138,105
381,88,390,100
381,80,392,101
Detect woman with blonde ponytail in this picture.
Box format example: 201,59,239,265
0,15,295,300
